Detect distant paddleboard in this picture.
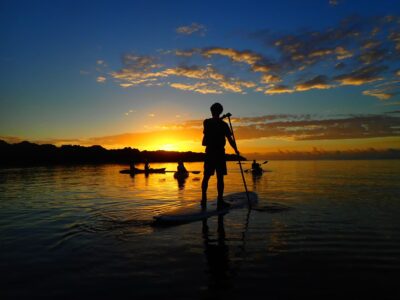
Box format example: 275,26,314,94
153,191,258,226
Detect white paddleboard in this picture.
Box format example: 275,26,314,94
153,191,258,226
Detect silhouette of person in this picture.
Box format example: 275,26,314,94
175,160,188,189
201,102,239,209
177,160,188,173
130,161,136,171
252,160,261,171
144,160,150,172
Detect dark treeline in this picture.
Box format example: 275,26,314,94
0,140,245,166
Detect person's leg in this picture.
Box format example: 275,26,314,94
216,172,224,202
201,174,211,205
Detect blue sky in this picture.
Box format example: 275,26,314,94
0,0,399,152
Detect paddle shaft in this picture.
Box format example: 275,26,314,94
227,115,251,208
165,171,200,174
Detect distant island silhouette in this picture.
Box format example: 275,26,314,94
0,140,245,166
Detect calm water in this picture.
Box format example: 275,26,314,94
1,161,400,299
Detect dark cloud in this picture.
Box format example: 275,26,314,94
233,114,400,141
295,75,333,91
178,113,400,141
334,65,387,86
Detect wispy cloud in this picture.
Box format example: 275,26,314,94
363,89,393,100
96,76,106,83
101,15,400,100
202,47,262,65
176,23,206,36
169,82,222,94
265,85,293,94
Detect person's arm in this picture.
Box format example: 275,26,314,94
224,122,239,154
227,134,239,154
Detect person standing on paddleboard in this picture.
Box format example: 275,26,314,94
201,102,239,209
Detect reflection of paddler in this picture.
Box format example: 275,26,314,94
202,215,231,290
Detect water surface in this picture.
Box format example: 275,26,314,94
1,161,400,299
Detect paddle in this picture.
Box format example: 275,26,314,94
165,171,201,174
223,112,251,208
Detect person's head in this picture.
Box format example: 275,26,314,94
210,102,223,117
253,160,256,163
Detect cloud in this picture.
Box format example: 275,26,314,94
122,54,162,71
175,49,199,57
202,47,262,66
96,76,106,83
362,89,393,100
335,46,353,60
176,23,206,36
334,65,387,86
110,54,259,94
359,48,386,65
260,74,282,84
163,66,224,80
3,113,399,155
362,40,381,50
233,115,400,141
265,85,293,94
167,113,400,141
295,75,333,91
103,15,400,100
169,82,222,94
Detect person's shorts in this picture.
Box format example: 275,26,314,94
204,148,227,176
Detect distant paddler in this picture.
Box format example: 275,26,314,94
174,160,189,179
248,160,265,175
252,160,262,172
144,159,150,172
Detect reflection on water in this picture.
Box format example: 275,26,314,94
1,160,400,299
202,215,231,291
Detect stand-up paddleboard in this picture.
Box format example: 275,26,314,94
153,191,258,226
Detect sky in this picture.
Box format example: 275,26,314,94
1,0,400,156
